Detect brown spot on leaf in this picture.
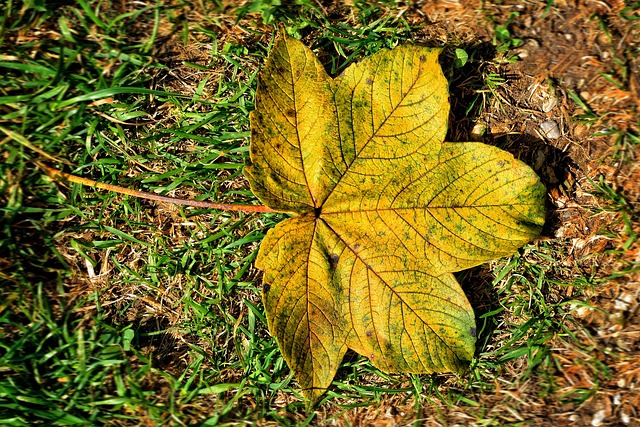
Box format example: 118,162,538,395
366,330,373,337
365,78,373,85
328,254,339,268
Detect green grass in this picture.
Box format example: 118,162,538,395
1,1,283,424
1,1,637,426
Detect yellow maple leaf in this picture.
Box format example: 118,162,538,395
245,34,546,403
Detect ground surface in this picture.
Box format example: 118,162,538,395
1,1,639,426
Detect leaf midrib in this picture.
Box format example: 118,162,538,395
320,202,542,215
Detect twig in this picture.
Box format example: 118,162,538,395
42,165,275,213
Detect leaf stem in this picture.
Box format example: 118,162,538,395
42,165,275,213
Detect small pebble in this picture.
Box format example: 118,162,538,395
470,122,486,141
542,96,557,112
540,120,561,139
592,409,606,426
614,292,634,311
